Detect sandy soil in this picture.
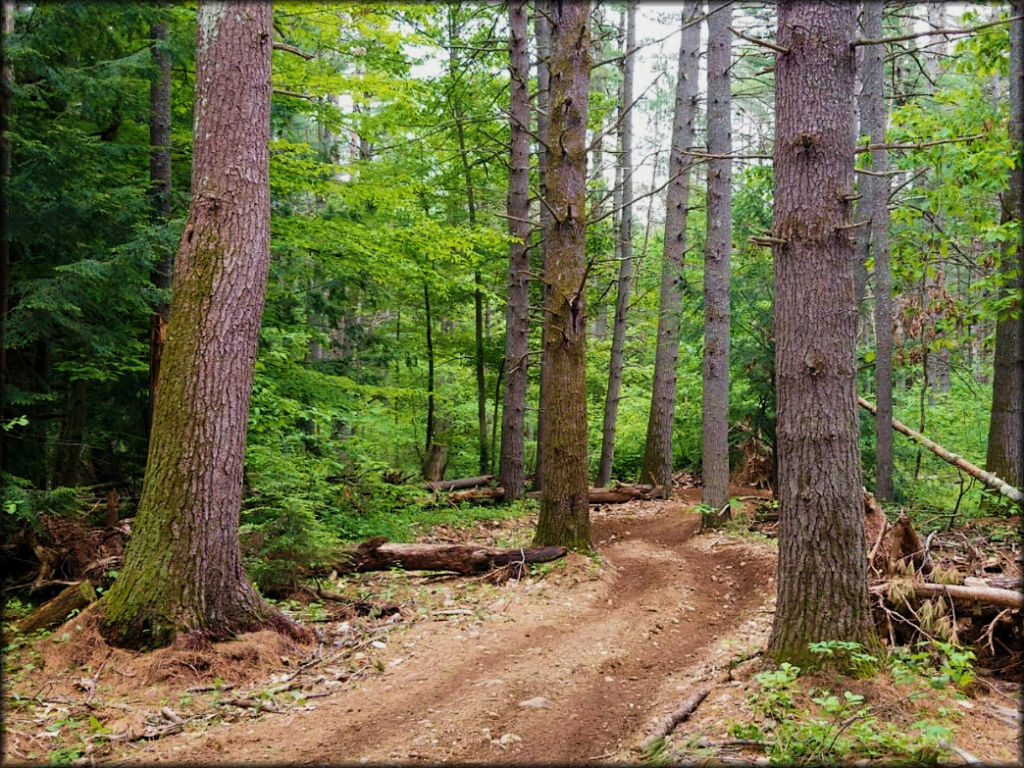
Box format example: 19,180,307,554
4,490,1019,765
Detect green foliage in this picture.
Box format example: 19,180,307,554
747,641,968,765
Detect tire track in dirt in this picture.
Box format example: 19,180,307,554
125,504,775,764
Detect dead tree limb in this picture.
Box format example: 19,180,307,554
871,581,1023,610
642,685,711,750
858,397,1023,506
423,475,494,492
15,581,97,634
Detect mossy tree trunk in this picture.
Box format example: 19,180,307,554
533,0,591,551
100,1,307,650
767,1,878,665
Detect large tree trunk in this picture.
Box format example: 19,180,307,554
533,1,591,551
531,1,552,492
0,0,13,477
641,3,701,492
596,2,636,488
100,1,306,650
498,0,531,501
700,2,732,520
147,16,172,433
858,1,894,502
985,1,1024,510
767,1,878,666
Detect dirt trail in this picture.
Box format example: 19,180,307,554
125,500,777,764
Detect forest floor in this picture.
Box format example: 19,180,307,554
2,486,1020,765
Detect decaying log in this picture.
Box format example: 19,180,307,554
447,487,505,503
872,581,1023,610
858,397,1024,506
642,685,711,750
316,537,567,576
15,580,97,634
423,474,493,492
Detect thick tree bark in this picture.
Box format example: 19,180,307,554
147,17,172,432
499,0,531,501
641,3,701,492
596,1,636,488
768,1,878,665
532,1,552,492
858,1,894,502
533,1,591,551
100,2,306,650
700,2,733,520
985,1,1024,509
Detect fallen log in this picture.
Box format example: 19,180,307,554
449,483,657,505
526,483,655,504
422,475,493,492
15,580,97,634
872,581,1023,610
448,486,506,503
316,537,567,576
858,397,1023,506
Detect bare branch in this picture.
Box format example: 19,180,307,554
852,13,1024,47
273,41,315,60
728,26,789,55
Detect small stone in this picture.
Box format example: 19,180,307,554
518,696,552,708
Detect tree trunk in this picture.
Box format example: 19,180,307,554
532,1,552,492
700,2,732,520
985,1,1024,510
54,378,87,486
0,0,13,477
498,0,531,501
596,2,636,488
100,2,307,650
768,1,877,666
423,282,436,454
641,3,701,492
533,0,591,551
858,1,894,502
147,17,172,433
